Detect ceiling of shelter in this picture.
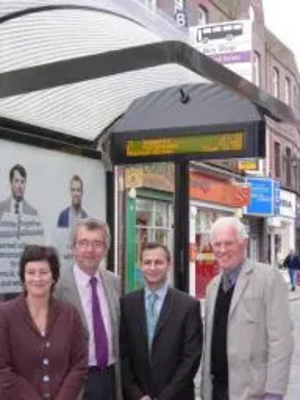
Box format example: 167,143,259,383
0,0,298,142
0,0,206,139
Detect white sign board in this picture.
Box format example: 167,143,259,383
279,189,296,219
189,20,253,82
0,139,106,294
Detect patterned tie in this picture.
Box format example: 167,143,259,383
222,273,231,293
146,292,159,349
90,276,109,368
15,202,21,239
14,202,19,214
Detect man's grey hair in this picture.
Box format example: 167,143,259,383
209,216,248,242
72,217,111,250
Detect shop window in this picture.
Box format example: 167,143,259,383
135,197,173,267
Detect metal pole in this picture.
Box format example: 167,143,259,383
174,161,190,292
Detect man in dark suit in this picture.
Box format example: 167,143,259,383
120,242,203,400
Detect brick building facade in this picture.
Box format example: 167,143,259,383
139,0,300,261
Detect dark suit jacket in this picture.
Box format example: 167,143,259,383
57,207,88,228
120,287,203,400
0,295,88,400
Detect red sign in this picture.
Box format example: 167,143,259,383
190,172,250,207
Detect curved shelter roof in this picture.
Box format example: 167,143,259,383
0,0,298,142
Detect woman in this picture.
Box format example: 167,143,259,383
0,245,88,400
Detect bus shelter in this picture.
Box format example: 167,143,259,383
0,0,298,295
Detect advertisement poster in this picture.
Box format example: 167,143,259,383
0,139,106,294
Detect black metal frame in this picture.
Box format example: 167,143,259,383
0,41,298,127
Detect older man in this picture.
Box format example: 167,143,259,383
201,216,293,400
55,217,121,400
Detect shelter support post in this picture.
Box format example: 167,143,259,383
106,170,115,272
174,161,190,292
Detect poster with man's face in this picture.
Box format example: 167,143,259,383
0,138,106,294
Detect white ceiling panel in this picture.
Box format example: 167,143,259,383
0,64,206,139
0,0,203,139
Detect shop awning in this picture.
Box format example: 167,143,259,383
0,0,299,143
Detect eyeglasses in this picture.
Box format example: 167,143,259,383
75,240,105,250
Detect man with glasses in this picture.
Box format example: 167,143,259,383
55,217,121,400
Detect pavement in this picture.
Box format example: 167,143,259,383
288,286,300,302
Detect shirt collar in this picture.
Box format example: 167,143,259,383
74,264,98,288
145,280,169,300
223,263,243,287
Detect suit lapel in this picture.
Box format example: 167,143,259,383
63,268,88,332
152,287,173,345
207,275,222,329
135,289,149,355
229,261,253,319
99,270,114,321
98,269,118,349
17,295,41,336
46,298,61,335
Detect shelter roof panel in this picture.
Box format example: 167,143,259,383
0,0,298,142
0,7,162,73
0,65,205,139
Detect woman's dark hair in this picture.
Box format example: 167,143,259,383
19,245,60,289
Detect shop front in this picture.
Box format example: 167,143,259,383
124,164,174,291
278,189,296,259
189,171,250,298
267,188,296,265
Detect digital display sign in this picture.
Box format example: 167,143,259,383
126,131,244,157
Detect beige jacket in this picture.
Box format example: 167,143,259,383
201,261,293,400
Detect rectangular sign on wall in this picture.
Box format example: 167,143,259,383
0,139,106,294
189,19,253,82
245,178,280,216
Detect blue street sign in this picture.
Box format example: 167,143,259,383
246,178,279,216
